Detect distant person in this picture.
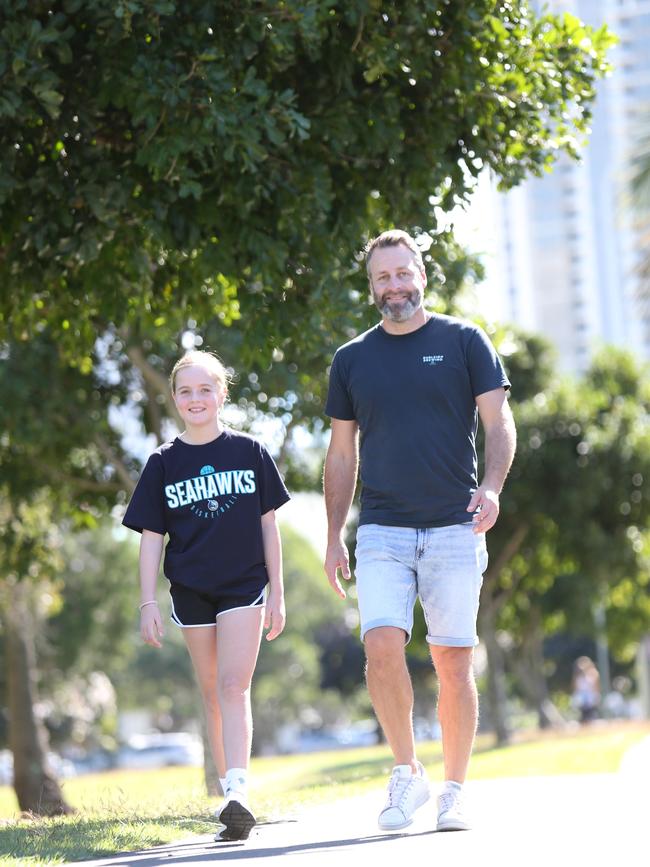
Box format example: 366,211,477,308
123,350,290,841
571,656,601,724
323,229,516,832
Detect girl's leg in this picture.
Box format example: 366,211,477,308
182,626,226,778
216,606,265,770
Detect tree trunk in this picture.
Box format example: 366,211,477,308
476,522,530,745
638,635,650,719
478,602,511,746
3,580,73,816
527,611,553,729
511,608,565,730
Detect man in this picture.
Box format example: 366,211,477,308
323,229,516,833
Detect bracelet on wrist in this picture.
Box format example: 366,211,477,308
139,600,159,611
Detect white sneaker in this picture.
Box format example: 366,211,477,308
378,763,430,831
437,786,470,831
215,790,256,841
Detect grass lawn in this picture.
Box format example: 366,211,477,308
0,720,648,866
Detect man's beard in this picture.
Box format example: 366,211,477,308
374,289,422,323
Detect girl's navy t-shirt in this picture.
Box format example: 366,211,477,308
122,429,290,594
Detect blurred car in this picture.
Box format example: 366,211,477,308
48,751,77,778
414,716,442,742
331,719,378,747
0,750,12,785
291,719,379,753
0,749,76,784
294,730,342,753
69,748,117,775
116,732,203,769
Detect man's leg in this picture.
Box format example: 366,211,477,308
429,645,477,782
355,525,429,830
415,524,486,830
365,625,430,830
430,644,476,831
364,626,417,772
355,526,419,768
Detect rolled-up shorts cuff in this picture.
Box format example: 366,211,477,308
360,617,413,643
427,634,478,648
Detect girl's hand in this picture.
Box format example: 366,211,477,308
264,588,286,641
140,603,164,648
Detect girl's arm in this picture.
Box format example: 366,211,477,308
139,529,165,648
261,509,285,641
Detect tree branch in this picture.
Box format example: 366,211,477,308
44,468,123,494
276,413,301,470
142,107,167,146
482,522,530,613
143,376,165,443
95,435,137,493
351,15,365,52
126,345,181,429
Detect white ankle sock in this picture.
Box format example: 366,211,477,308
225,767,248,794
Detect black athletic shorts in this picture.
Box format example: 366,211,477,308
169,582,266,627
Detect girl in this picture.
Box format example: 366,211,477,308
122,350,289,841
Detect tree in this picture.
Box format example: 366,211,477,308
575,351,650,660
1,0,614,366
0,1,615,481
480,344,650,740
0,341,127,814
47,523,137,679
0,493,73,816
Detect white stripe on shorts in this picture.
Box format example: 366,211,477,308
216,587,266,618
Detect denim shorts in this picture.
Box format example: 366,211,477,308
354,523,488,647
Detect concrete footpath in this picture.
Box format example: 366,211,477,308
76,737,650,867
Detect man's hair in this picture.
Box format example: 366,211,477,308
170,350,232,394
365,229,425,277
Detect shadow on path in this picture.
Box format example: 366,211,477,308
81,827,438,866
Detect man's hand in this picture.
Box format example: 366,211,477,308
467,486,500,533
324,538,352,599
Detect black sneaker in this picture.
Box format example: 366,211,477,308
215,792,256,841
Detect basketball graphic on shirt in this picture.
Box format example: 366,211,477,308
207,499,219,511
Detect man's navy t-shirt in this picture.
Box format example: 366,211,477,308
325,315,510,528
122,429,290,594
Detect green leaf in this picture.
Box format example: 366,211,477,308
34,89,64,118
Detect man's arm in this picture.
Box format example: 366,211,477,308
323,418,359,598
467,388,517,533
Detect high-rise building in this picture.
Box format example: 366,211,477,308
475,0,650,372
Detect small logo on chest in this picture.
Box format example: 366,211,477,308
422,355,444,365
